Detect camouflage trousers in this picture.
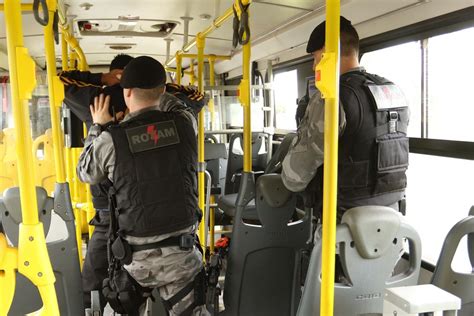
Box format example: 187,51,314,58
103,224,210,316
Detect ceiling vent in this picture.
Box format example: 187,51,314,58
76,18,179,37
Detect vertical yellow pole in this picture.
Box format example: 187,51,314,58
4,0,59,314
239,4,252,173
318,1,340,315
208,55,216,131
61,34,68,71
44,0,66,183
84,125,95,238
208,55,216,254
176,53,182,85
69,52,77,70
189,59,196,85
196,35,206,252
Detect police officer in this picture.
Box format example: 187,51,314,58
282,16,409,218
60,54,133,308
77,56,208,316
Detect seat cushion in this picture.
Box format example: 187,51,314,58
218,193,258,221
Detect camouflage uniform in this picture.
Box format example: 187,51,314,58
281,88,346,193
78,93,209,316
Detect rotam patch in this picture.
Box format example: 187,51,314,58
125,120,180,153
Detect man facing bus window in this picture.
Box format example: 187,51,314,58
77,56,208,316
282,16,409,219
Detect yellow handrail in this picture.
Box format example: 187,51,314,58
60,26,88,71
44,0,66,183
0,4,33,11
189,59,195,85
3,0,59,314
61,33,69,71
196,35,206,253
176,53,182,85
238,1,252,173
181,53,231,61
318,1,340,315
165,8,235,67
208,55,216,254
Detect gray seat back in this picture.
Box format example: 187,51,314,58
0,186,83,315
265,133,297,174
469,206,474,270
431,214,474,316
224,133,267,194
205,142,228,189
223,174,312,316
297,206,421,316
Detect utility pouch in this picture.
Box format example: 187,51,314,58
374,137,409,195
180,234,196,250
102,267,152,316
111,236,133,265
194,268,207,306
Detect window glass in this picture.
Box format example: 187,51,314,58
405,153,474,270
427,27,474,142
360,42,421,137
218,95,264,131
274,69,298,131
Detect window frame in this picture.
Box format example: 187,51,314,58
360,7,474,159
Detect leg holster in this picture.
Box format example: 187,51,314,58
102,264,153,316
161,268,207,316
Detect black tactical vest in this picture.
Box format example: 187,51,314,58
109,110,200,237
310,70,409,211
90,182,111,210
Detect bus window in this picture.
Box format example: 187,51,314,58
406,154,474,271
274,69,298,131
427,27,474,142
360,41,421,138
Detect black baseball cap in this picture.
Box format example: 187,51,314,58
120,56,166,89
306,16,353,53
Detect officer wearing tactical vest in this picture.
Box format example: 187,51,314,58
282,16,409,219
77,56,209,316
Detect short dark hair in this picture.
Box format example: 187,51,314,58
306,16,359,56
109,54,133,71
340,22,359,57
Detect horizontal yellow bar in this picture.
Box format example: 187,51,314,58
0,4,33,11
165,1,246,67
181,54,231,60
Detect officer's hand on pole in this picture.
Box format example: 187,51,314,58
90,94,113,125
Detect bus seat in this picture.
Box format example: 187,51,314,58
469,206,474,269
297,206,421,316
222,174,312,316
218,193,257,220
204,142,228,192
0,187,52,243
0,186,84,315
218,133,296,221
431,214,474,316
223,133,267,195
264,132,297,174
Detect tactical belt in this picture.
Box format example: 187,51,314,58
130,234,196,252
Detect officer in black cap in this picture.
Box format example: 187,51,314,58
282,16,410,217
77,56,209,315
60,53,133,310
